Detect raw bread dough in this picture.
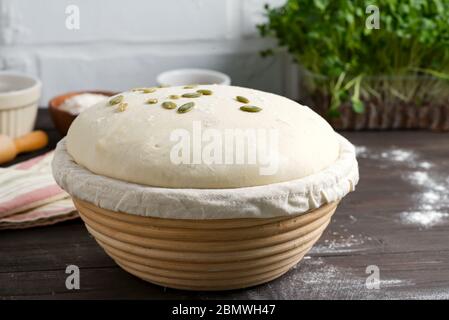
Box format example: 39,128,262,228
66,85,339,188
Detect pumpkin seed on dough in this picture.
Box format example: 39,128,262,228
236,96,250,103
182,92,202,98
146,98,158,104
131,88,145,92
162,101,177,109
197,89,212,95
183,85,197,89
169,95,180,100
117,102,128,112
142,87,157,93
109,95,124,105
240,105,262,113
132,87,156,93
177,102,195,113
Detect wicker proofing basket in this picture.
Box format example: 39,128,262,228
73,198,338,291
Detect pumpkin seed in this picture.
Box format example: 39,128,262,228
197,89,212,95
182,92,202,98
240,105,262,113
132,87,156,93
162,101,177,109
109,95,124,105
183,85,197,89
146,98,158,104
169,95,180,99
236,96,250,103
117,102,128,112
142,87,157,93
178,102,195,113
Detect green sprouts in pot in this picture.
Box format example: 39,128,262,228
259,0,449,116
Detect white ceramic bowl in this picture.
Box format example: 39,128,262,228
0,72,42,138
157,68,231,87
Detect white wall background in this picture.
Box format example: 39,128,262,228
0,0,298,105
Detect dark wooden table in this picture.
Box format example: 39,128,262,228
1,109,448,299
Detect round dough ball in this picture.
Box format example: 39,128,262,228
66,85,339,188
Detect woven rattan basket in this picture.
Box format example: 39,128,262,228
73,198,338,291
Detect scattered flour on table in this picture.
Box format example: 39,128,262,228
385,288,449,300
400,211,449,228
242,256,449,299
356,145,432,169
407,171,446,191
419,161,433,169
381,149,416,162
355,146,368,156
356,146,416,163
356,144,449,229
402,170,449,228
310,234,370,254
244,257,413,299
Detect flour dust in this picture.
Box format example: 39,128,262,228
356,144,449,228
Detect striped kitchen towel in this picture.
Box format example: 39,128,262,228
0,152,78,229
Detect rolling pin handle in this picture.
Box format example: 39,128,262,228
14,130,49,154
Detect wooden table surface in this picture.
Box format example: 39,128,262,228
1,109,448,300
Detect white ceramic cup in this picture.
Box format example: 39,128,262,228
0,72,42,138
157,68,231,87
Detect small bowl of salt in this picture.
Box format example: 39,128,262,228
49,91,116,136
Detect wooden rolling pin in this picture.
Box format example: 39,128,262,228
0,131,49,165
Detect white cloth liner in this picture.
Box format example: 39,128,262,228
52,134,359,220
